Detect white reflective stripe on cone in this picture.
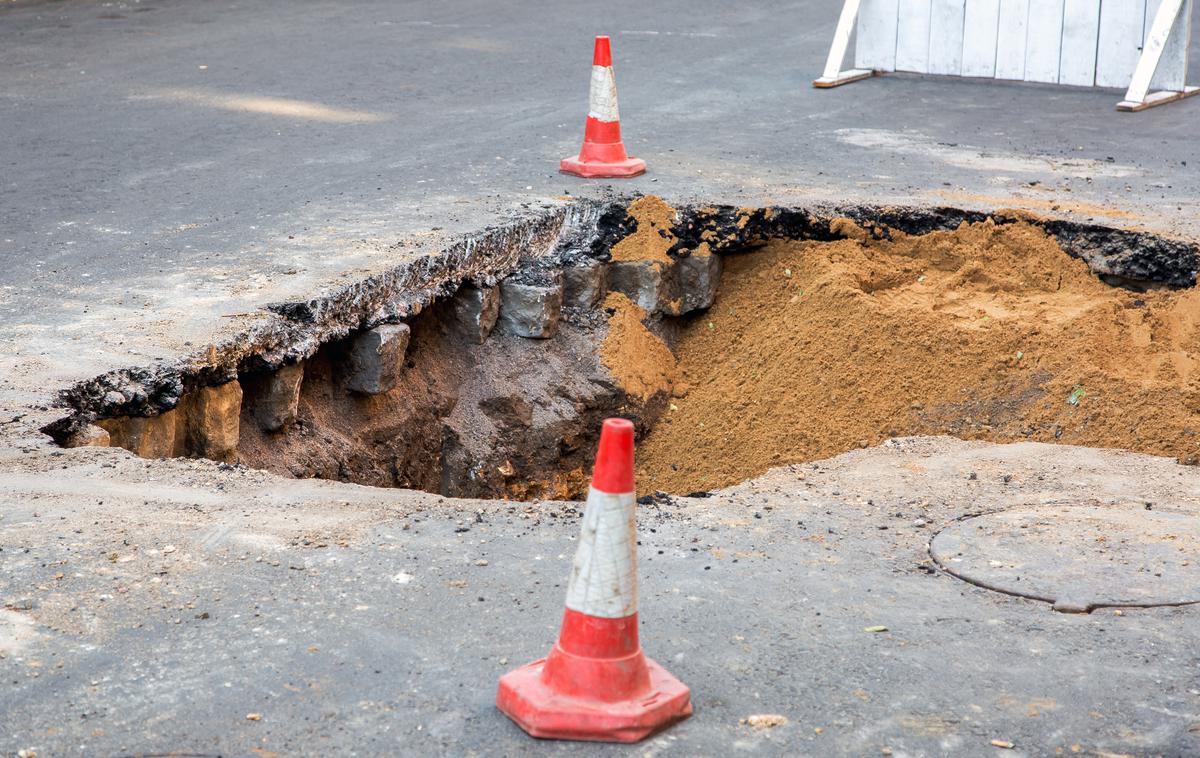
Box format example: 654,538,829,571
587,65,620,122
564,487,638,618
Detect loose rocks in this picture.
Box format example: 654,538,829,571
98,410,178,458
451,284,500,344
608,259,671,315
672,250,722,315
497,277,563,339
63,424,111,448
562,262,607,310
345,324,411,394
181,381,243,462
609,251,722,317
251,362,304,432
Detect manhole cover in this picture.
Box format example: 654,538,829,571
929,504,1200,613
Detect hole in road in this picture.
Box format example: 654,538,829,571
46,197,1200,500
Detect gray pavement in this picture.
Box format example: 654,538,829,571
5,437,1200,757
2,0,1200,412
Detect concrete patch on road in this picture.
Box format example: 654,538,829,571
0,609,39,657
134,88,390,124
835,128,1141,178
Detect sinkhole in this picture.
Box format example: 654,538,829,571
43,196,1200,501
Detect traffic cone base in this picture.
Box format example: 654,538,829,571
560,154,646,179
497,653,692,742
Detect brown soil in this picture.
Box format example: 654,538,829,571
609,195,676,263
236,296,671,501
599,292,676,401
638,218,1200,494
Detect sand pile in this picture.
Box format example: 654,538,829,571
637,218,1200,494
609,195,677,263
599,292,676,401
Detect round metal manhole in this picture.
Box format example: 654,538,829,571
930,504,1200,613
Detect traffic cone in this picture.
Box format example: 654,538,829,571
560,36,647,179
496,418,692,742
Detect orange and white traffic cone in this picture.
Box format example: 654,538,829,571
496,418,692,742
560,36,647,179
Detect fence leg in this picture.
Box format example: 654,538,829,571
813,0,876,88
1117,0,1198,110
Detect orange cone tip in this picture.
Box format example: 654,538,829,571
591,418,634,494
495,417,691,742
560,36,647,179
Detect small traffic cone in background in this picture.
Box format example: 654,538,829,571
496,418,692,742
560,36,647,178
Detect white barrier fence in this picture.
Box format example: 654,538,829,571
815,0,1197,110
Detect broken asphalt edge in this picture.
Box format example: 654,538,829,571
36,196,1199,446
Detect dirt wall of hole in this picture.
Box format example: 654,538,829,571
236,297,671,499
